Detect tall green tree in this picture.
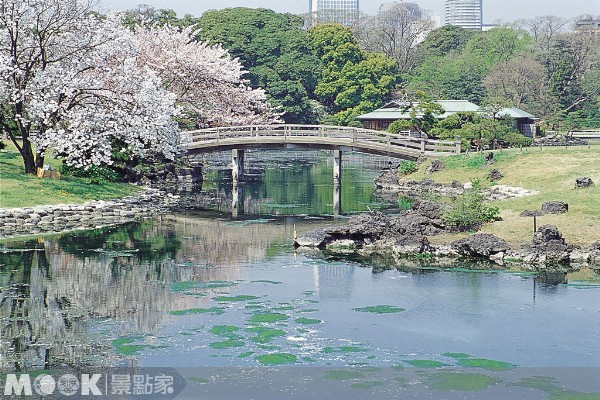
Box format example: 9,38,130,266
307,24,400,126
407,26,532,105
197,8,321,123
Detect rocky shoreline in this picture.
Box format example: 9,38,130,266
0,188,182,240
294,206,600,273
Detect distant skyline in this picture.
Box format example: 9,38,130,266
97,0,599,24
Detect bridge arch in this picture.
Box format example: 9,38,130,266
185,124,460,159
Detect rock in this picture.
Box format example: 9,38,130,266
575,177,593,189
533,224,564,243
391,235,431,254
451,180,463,189
413,199,449,220
425,159,445,175
294,228,331,248
451,234,510,257
464,182,473,190
324,211,389,244
541,201,568,214
520,210,543,217
374,169,401,189
416,155,428,165
521,224,573,266
488,169,503,181
534,134,588,147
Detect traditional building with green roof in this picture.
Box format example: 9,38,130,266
356,100,538,137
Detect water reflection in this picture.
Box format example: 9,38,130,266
1,214,599,371
200,151,395,216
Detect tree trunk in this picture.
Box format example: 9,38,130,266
21,139,37,175
35,151,45,171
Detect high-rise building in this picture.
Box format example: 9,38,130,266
379,1,421,18
445,0,482,30
309,0,360,27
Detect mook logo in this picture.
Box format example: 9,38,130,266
1,369,185,398
4,373,103,396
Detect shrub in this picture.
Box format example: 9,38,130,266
387,119,412,133
61,163,121,183
442,179,499,229
398,160,418,175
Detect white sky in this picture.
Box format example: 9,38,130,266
97,0,599,24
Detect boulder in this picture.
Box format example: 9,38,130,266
416,155,428,165
451,234,510,257
294,228,330,248
488,169,503,181
425,160,445,175
451,180,463,189
324,211,389,244
374,169,401,189
541,201,568,214
575,177,593,189
392,235,431,254
521,224,574,265
413,199,449,220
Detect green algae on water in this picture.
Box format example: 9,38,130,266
351,381,383,389
249,328,286,343
170,307,225,316
214,295,259,302
251,280,282,285
112,337,149,356
298,308,320,313
238,352,254,359
187,377,210,384
170,281,236,293
322,346,369,354
426,372,498,391
295,317,322,325
209,339,245,349
255,353,297,365
457,358,517,371
404,360,448,368
352,305,405,314
249,312,289,323
209,325,239,337
323,370,365,381
443,352,471,359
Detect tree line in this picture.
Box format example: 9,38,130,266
1,1,598,176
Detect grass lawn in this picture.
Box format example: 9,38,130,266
411,145,600,247
0,141,140,209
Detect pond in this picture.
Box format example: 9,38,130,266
1,151,599,399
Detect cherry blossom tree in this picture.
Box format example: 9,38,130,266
0,0,185,173
134,25,274,127
0,0,274,175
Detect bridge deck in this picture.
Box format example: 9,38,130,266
186,124,460,159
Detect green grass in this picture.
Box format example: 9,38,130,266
0,143,139,208
413,147,600,246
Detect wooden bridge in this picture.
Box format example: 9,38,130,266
186,124,461,159
185,124,460,218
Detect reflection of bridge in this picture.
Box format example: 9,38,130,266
186,125,461,217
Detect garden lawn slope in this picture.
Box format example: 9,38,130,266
413,146,600,247
0,144,139,209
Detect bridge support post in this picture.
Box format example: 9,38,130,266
231,182,243,219
332,150,342,219
332,150,342,185
231,149,245,184
333,182,341,219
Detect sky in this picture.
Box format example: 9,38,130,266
97,0,599,24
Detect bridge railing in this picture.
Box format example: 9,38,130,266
188,124,460,154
